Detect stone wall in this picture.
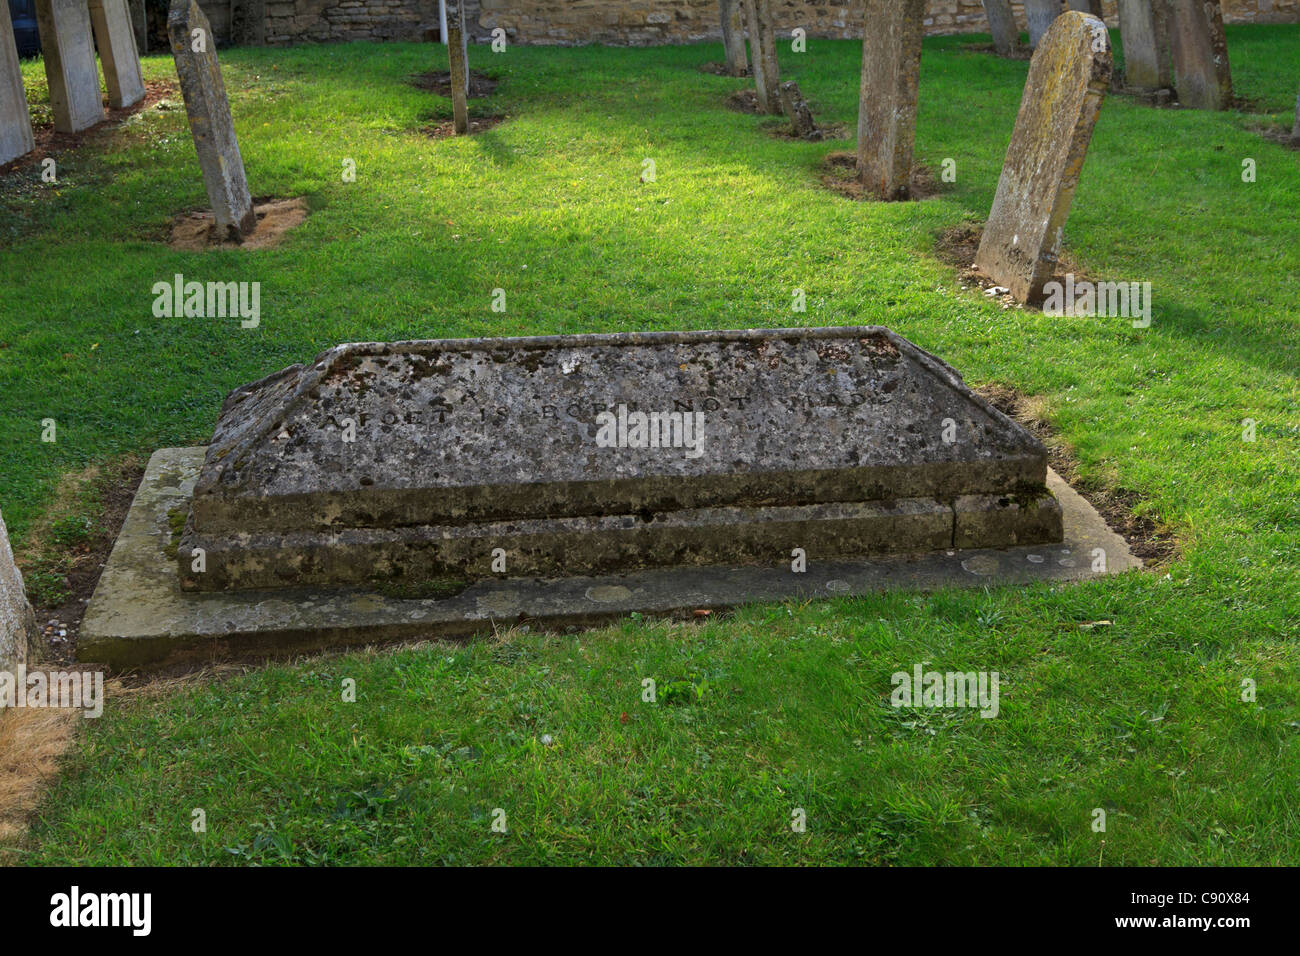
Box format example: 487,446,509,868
203,0,1298,47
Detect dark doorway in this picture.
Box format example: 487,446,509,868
8,0,40,58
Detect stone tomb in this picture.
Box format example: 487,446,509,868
35,0,106,134
79,328,1140,670
178,328,1062,593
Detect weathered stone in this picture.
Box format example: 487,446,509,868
975,12,1112,303
1066,0,1104,14
168,0,256,241
1024,0,1061,48
1118,0,1174,91
1168,0,1232,110
779,80,816,138
81,452,1130,673
0,509,38,685
982,0,1020,56
856,0,925,201
176,327,1061,592
446,0,469,134
35,0,106,134
129,0,148,53
89,0,146,109
1,0,35,166
742,0,780,114
1292,82,1300,145
719,0,747,76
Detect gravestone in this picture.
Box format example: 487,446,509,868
856,0,925,201
1,0,35,166
168,0,256,241
982,0,1021,56
445,0,469,134
743,0,780,114
719,0,748,76
1168,0,1232,110
129,0,147,53
975,11,1112,302
0,510,37,683
1024,0,1060,48
35,0,106,134
1292,82,1300,146
1117,0,1173,92
779,81,816,138
89,0,146,109
1067,0,1104,14
175,328,1063,592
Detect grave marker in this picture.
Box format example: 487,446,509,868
0,509,37,681
975,12,1113,302
89,0,146,109
1117,0,1173,92
743,0,780,114
719,0,748,76
856,0,925,201
168,0,256,241
982,0,1021,57
175,328,1063,592
1,0,35,165
1024,0,1060,48
446,0,469,134
35,0,106,133
779,80,816,139
1168,0,1232,110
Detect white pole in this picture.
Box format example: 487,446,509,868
439,0,448,44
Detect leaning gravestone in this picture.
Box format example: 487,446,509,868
168,0,256,241
1,0,35,165
174,328,1062,592
0,509,37,683
1024,0,1060,49
89,0,146,109
719,0,748,76
982,0,1021,57
1292,82,1300,146
445,0,469,135
1117,0,1173,92
779,81,816,139
857,0,925,201
1168,0,1232,110
35,0,106,134
975,11,1112,302
743,0,781,115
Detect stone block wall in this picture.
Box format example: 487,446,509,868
199,0,1300,48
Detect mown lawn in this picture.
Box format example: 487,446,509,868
2,27,1298,865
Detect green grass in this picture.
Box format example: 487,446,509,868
3,27,1299,865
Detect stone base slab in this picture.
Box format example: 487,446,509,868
80,447,1139,672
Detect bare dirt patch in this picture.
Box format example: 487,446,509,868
935,222,1092,309
699,61,749,77
1248,122,1300,150
168,197,310,251
0,80,179,179
18,458,143,666
725,88,762,114
423,115,508,138
766,120,848,143
408,69,500,98
976,384,1177,565
819,150,943,201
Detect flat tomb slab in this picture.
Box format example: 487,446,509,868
181,327,1059,590
79,448,1138,672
